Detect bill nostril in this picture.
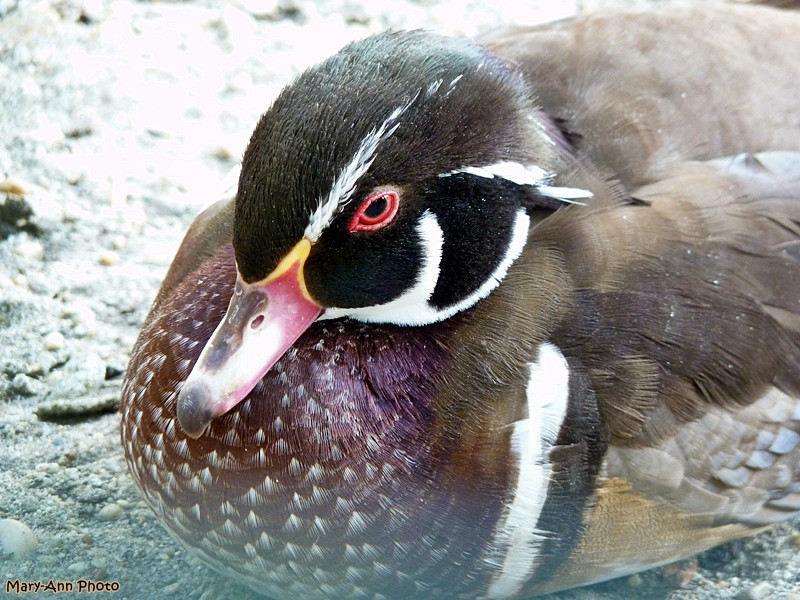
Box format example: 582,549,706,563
250,315,264,330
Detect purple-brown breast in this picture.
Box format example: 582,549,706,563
121,244,512,599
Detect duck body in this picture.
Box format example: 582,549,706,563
122,4,800,599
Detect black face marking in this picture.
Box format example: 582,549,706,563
305,199,424,308
425,173,526,309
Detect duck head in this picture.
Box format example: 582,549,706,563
176,31,589,437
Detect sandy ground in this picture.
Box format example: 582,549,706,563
1,0,799,599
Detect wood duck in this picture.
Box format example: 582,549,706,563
121,4,800,599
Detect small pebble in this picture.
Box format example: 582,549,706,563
0,178,29,195
0,519,38,560
15,239,44,260
44,331,65,351
10,373,44,397
63,302,98,337
162,582,182,595
99,251,119,266
740,581,771,600
36,462,60,474
98,503,124,521
68,561,88,572
626,573,642,588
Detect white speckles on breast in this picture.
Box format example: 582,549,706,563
381,463,395,480
309,544,327,561
220,501,239,518
174,438,190,459
121,303,472,600
186,474,204,493
273,438,289,455
313,516,329,535
221,428,241,446
253,428,266,444
257,531,278,552
244,542,257,559
239,487,261,507
259,475,279,495
343,466,358,483
305,462,325,484
244,510,264,529
220,518,244,539
288,457,303,477
334,496,353,516
254,448,268,468
306,397,322,414
345,565,370,583
288,492,307,512
198,467,213,485
283,513,304,533
344,543,360,562
310,485,331,506
284,542,307,561
346,511,370,536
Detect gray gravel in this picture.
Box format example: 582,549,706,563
1,0,799,599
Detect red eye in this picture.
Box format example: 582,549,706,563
348,190,400,232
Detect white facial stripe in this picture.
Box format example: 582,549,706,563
321,210,444,325
440,160,592,205
322,208,530,326
304,103,412,242
426,78,444,97
485,343,570,599
441,161,548,185
537,184,593,201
